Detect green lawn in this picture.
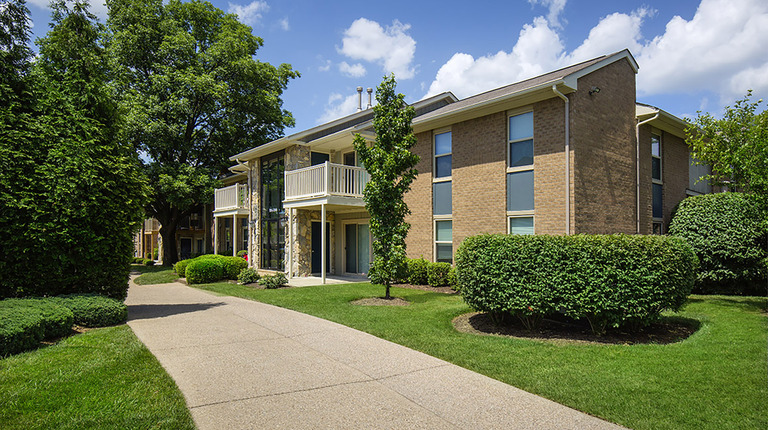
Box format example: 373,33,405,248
196,282,768,430
131,264,179,285
0,325,195,430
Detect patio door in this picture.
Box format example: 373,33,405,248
344,222,371,275
310,221,330,274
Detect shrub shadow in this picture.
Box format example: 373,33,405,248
127,302,225,321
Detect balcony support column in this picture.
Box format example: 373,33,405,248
321,203,326,285
232,214,238,257
213,217,219,255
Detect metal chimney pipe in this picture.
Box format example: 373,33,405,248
356,86,363,112
366,88,373,109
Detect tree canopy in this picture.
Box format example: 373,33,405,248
106,0,299,264
353,75,419,299
686,91,768,210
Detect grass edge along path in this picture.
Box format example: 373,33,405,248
195,281,768,430
131,264,179,285
0,325,195,430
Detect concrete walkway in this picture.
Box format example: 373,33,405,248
126,282,622,429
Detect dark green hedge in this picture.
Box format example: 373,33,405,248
406,258,429,285
455,234,698,334
53,294,127,327
427,262,452,287
669,192,767,295
0,298,74,356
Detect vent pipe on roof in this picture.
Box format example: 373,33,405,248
366,87,373,109
356,86,363,112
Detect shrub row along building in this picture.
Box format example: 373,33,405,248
136,49,711,280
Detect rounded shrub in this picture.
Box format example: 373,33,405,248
174,259,192,277
236,250,247,258
669,192,767,295
54,294,128,327
186,258,224,284
407,258,429,285
259,273,287,289
427,262,452,287
455,234,698,334
0,305,45,357
221,256,248,280
238,267,260,285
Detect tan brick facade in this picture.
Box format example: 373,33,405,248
404,131,434,260
571,58,638,234
661,132,689,229
532,97,568,235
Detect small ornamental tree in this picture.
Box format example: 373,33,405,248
353,75,419,299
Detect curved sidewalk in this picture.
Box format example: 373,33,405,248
126,282,622,429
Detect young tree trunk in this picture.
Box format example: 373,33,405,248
385,282,391,299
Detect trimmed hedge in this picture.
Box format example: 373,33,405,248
53,295,128,327
407,258,429,285
259,273,287,289
221,256,248,280
455,234,698,334
669,192,767,295
174,259,191,276
238,267,260,285
427,262,452,287
186,258,224,284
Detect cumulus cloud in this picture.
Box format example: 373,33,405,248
228,1,269,26
424,0,768,106
279,17,290,31
339,18,416,79
528,0,567,28
339,61,367,78
318,59,332,72
317,92,362,124
27,0,108,20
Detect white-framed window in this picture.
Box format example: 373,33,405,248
507,110,534,233
433,129,452,262
651,132,663,225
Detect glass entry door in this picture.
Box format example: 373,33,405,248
344,223,370,275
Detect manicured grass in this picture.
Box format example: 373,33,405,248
0,325,195,430
131,264,179,285
196,282,768,430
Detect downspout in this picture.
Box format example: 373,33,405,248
635,114,659,234
552,85,570,235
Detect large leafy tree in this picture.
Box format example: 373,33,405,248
353,75,419,299
686,91,768,210
107,0,298,264
1,0,147,299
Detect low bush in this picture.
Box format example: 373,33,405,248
174,259,191,277
236,250,247,258
447,267,458,290
407,258,429,285
427,262,452,287
455,234,698,334
259,273,287,289
132,257,145,264
53,295,128,327
143,259,155,266
0,298,75,356
669,192,767,295
221,256,248,280
185,258,224,284
238,268,260,285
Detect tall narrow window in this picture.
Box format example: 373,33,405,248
261,152,285,270
433,130,452,263
651,133,663,233
507,111,534,234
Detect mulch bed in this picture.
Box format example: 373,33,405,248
391,283,458,294
351,297,411,306
453,312,698,345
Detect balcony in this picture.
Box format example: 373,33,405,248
214,183,249,215
284,162,370,209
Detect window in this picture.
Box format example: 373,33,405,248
508,216,534,235
310,151,329,166
433,130,452,263
435,220,452,263
651,133,663,225
261,152,285,270
507,111,535,232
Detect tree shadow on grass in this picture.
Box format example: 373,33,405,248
127,302,225,321
686,296,768,313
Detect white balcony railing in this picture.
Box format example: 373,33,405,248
285,161,370,201
214,183,248,211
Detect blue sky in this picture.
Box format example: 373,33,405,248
25,0,768,133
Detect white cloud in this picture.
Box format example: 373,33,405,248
318,59,332,72
528,0,567,28
339,18,416,79
317,92,361,124
27,0,108,20
636,0,768,102
279,17,290,31
339,61,367,78
228,1,269,26
425,0,768,106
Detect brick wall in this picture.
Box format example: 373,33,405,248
662,132,689,230
532,98,568,234
452,112,507,248
404,131,434,260
570,58,637,234
637,125,653,233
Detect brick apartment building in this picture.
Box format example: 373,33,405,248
205,49,709,281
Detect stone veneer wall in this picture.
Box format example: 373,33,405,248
249,159,261,267
289,209,336,276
